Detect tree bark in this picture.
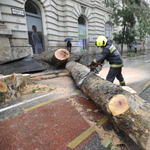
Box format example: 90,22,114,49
34,49,70,68
0,73,30,102
66,61,150,150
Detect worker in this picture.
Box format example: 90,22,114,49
89,36,125,86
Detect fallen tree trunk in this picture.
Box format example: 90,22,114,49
66,61,150,150
34,49,70,68
0,73,30,102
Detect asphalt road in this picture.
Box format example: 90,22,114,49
0,53,150,150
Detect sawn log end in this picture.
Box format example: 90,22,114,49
109,94,129,116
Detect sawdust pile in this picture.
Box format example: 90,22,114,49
21,83,55,95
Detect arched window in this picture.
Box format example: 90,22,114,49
105,23,112,40
25,0,41,15
25,0,44,53
78,16,87,53
78,16,86,25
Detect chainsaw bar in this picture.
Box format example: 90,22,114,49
77,72,91,86
77,65,102,86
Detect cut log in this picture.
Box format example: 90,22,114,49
34,49,70,68
0,80,7,93
66,61,150,150
51,49,69,68
34,49,88,68
0,73,30,102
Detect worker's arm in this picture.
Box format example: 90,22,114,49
90,48,110,65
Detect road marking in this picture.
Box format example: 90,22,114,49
143,80,150,88
0,93,52,113
137,60,150,68
25,92,81,112
67,127,95,149
25,98,58,111
97,116,109,126
0,90,80,113
136,64,145,68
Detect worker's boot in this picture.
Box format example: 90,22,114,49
120,81,125,86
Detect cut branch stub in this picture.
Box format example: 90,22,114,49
0,80,7,93
10,73,16,83
109,94,129,116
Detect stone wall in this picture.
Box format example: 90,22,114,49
0,36,12,63
0,0,33,63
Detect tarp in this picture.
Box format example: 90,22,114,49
0,55,46,75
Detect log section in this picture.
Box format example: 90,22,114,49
66,61,150,150
0,73,30,102
34,49,70,68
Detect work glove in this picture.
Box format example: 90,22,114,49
88,59,97,67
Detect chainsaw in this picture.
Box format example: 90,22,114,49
77,62,102,86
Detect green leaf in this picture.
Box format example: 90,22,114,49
31,89,36,93
103,138,112,148
95,84,98,87
79,104,83,107
43,87,47,91
119,140,124,145
49,88,54,91
111,146,119,150
36,86,41,90
89,116,93,119
86,109,92,112
32,82,37,85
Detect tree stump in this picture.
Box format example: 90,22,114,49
0,73,30,102
66,61,150,150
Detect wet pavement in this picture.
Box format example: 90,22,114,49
0,52,150,150
0,97,96,150
0,77,111,150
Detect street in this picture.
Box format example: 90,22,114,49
0,53,150,150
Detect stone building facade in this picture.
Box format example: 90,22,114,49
0,0,149,63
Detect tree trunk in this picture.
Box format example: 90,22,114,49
34,49,70,68
0,73,30,102
121,42,123,56
66,61,150,150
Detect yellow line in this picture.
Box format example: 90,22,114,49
25,90,81,112
97,116,109,126
137,64,145,68
143,80,150,88
25,99,58,112
67,127,95,149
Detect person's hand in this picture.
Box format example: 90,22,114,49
90,61,96,66
88,61,96,67
88,63,92,67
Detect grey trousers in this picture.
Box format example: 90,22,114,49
106,67,125,86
